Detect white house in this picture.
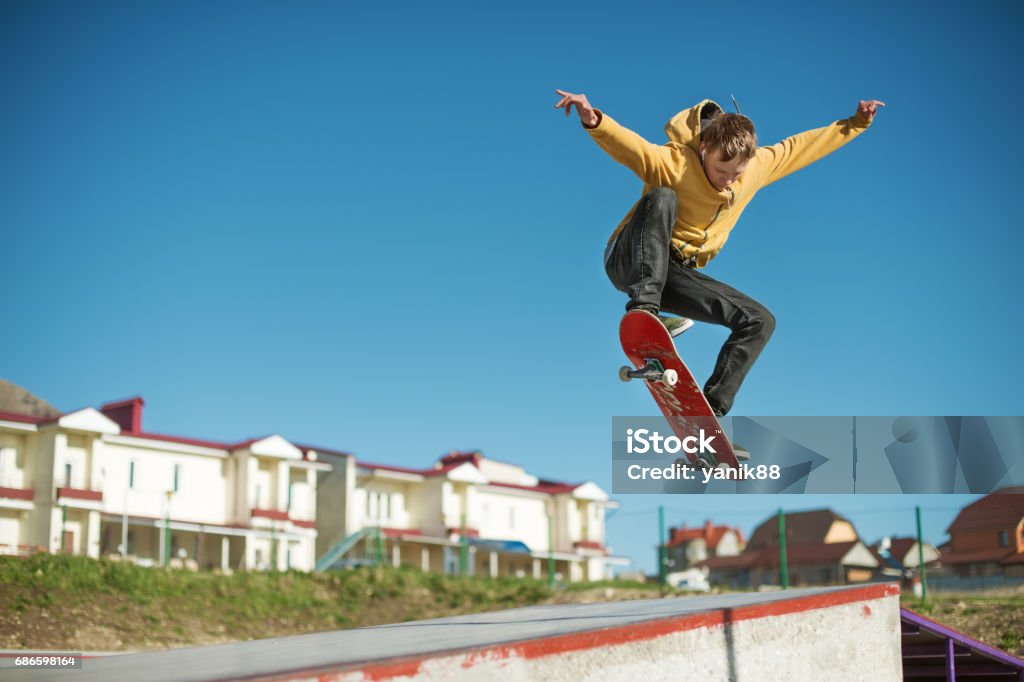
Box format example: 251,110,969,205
0,397,330,571
0,386,626,581
313,450,625,582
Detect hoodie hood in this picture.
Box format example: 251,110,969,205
663,99,725,152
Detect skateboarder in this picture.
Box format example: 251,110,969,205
555,90,884,416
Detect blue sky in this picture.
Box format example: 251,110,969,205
3,1,1021,573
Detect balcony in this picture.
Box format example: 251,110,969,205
251,507,289,522
55,482,104,509
0,479,35,509
574,540,608,555
251,507,316,529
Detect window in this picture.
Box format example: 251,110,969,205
64,463,73,488
999,530,1010,548
173,464,181,493
128,461,135,489
386,494,392,520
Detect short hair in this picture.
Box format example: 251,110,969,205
702,113,757,162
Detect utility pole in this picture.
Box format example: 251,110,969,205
376,525,384,566
122,461,133,560
658,506,666,596
548,509,555,588
778,508,789,590
164,491,173,567
61,504,67,554
460,513,468,576
916,506,928,601
271,522,278,571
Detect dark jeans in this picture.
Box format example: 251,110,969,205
604,187,775,416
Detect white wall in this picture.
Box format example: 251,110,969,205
0,511,23,550
356,481,410,528
101,443,231,525
0,432,29,488
407,478,445,537
56,433,89,488
716,531,743,557
476,489,549,551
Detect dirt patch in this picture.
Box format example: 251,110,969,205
906,598,1024,657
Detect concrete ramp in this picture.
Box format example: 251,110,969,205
5,583,902,681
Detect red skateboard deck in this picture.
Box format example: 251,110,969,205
619,310,739,469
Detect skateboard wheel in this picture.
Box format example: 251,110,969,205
661,369,678,387
695,454,718,470
618,366,633,383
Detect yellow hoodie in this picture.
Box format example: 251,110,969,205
588,99,873,268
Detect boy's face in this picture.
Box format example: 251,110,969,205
700,144,749,191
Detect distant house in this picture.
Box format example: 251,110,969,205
700,509,879,589
663,520,743,573
938,487,1024,578
871,536,941,582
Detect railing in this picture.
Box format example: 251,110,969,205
0,544,47,557
55,485,103,502
0,479,34,503
315,528,373,572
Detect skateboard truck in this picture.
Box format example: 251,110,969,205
619,358,679,387
675,454,719,471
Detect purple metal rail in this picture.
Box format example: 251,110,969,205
902,607,1024,681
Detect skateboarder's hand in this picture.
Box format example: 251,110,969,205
555,89,600,127
856,100,886,122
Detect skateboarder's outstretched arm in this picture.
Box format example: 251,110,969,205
555,89,688,188
756,99,885,187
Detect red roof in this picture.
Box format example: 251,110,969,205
7,393,582,497
358,454,583,496
358,461,460,477
938,548,1016,565
699,552,762,570
947,488,1024,534
118,430,233,451
0,411,42,424
747,509,856,548
0,406,236,451
438,451,483,467
100,397,144,433
667,521,744,550
489,480,581,495
295,443,355,459
699,541,870,571
871,537,922,562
